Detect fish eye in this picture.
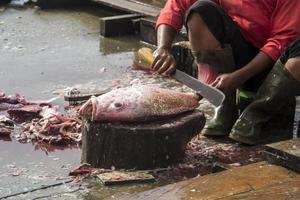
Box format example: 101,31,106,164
114,102,122,108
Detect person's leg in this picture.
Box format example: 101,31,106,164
187,12,223,84
230,39,300,145
185,0,259,70
187,13,221,50
185,0,235,84
285,58,300,81
184,0,258,136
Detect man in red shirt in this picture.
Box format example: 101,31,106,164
152,0,300,144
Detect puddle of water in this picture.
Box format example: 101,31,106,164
0,135,80,199
0,136,80,172
0,6,141,99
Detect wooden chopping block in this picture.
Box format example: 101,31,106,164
81,110,205,169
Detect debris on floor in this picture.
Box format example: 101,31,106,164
0,115,15,135
97,171,156,186
18,114,82,145
0,91,82,145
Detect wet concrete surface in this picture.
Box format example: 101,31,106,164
0,5,140,99
0,5,143,199
0,4,263,200
0,137,79,199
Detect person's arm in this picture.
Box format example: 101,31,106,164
259,0,300,62
211,52,274,92
151,25,177,75
212,0,300,92
152,0,192,75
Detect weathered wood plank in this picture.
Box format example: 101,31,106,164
0,0,13,5
264,138,300,173
220,180,300,200
139,18,188,45
35,0,87,9
91,0,161,17
120,162,300,200
100,14,142,37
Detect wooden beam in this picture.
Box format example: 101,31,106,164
91,0,160,17
139,18,188,45
264,138,300,173
139,18,157,44
100,14,143,37
35,0,87,9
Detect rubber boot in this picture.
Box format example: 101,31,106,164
203,91,239,135
229,60,300,145
192,46,238,136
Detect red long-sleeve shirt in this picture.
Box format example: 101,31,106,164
156,0,300,61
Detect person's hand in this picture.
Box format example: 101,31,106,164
211,72,244,92
151,48,176,75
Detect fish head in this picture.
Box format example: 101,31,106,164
79,93,139,121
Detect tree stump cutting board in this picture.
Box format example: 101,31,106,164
81,110,205,169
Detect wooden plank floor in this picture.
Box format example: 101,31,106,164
91,0,161,17
121,162,300,200
264,138,300,173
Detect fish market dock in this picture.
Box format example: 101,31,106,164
0,0,300,200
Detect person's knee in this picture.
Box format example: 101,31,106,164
185,0,214,26
186,12,220,49
285,56,300,81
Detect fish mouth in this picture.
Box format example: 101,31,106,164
78,103,86,117
78,96,98,121
90,96,97,121
79,99,92,119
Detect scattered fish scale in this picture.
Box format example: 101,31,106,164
186,138,262,164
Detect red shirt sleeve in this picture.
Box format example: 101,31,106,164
260,0,300,60
156,0,192,31
156,0,219,31
156,0,220,31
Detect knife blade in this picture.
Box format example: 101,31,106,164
173,70,225,107
133,47,225,107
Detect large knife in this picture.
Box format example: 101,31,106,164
173,70,224,107
134,48,225,107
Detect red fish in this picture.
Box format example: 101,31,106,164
79,86,200,122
